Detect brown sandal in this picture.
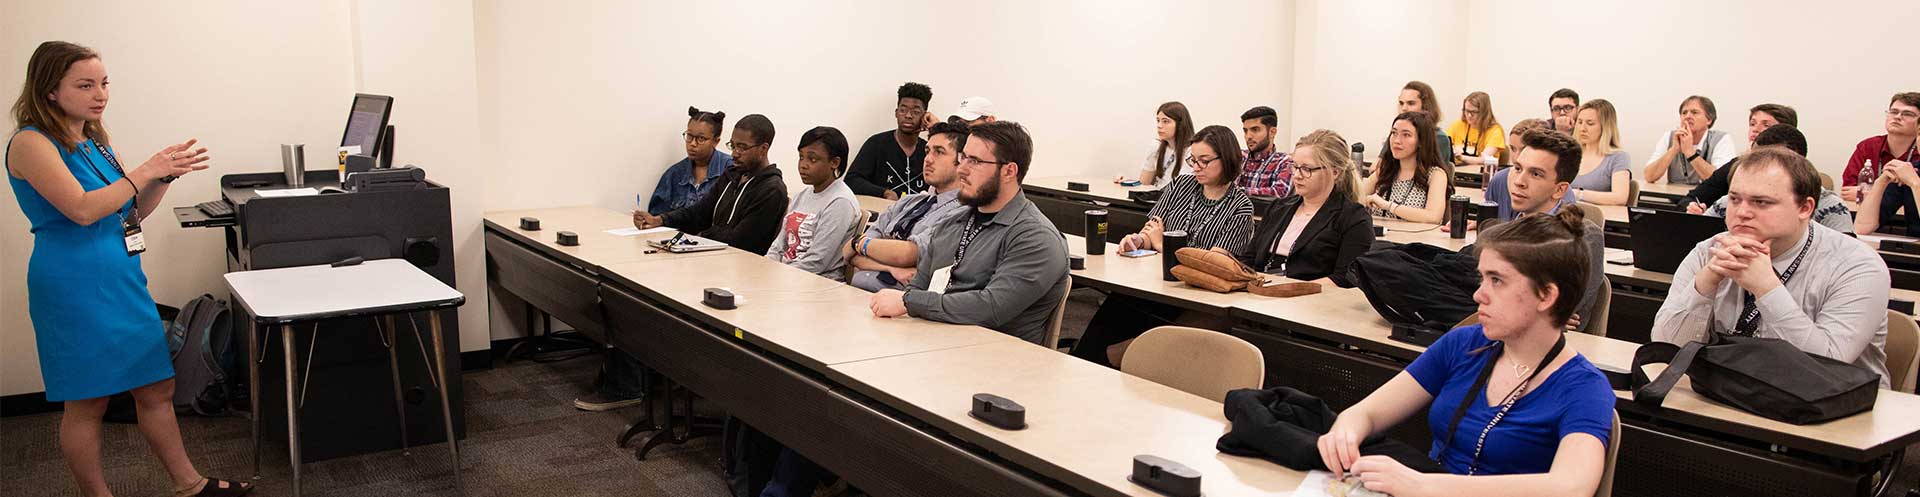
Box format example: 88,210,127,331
175,477,253,497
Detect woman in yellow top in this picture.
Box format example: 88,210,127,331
1448,91,1506,171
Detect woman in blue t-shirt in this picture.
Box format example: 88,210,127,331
1318,209,1615,496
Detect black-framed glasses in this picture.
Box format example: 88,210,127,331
682,132,716,144
1291,163,1329,177
1184,155,1219,168
960,154,1007,167
895,105,926,117
726,141,762,153
1551,104,1577,113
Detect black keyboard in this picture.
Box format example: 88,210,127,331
196,200,234,217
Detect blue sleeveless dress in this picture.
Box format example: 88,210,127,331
7,128,171,401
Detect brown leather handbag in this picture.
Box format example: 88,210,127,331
1170,247,1321,297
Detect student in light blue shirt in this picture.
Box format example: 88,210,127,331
647,107,733,214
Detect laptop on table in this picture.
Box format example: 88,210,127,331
1627,208,1727,274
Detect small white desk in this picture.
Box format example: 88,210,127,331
225,259,466,497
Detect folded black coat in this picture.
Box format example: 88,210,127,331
1216,386,1443,473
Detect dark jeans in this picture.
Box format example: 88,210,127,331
1068,294,1182,368
596,349,649,400
758,448,827,497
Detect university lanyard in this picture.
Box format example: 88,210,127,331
1438,335,1565,475
1735,226,1814,336
955,211,990,264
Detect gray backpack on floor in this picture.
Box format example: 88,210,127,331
166,294,236,416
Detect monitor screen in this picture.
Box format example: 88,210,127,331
341,93,393,156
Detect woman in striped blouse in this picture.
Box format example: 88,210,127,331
1075,125,1255,368
1119,125,1256,254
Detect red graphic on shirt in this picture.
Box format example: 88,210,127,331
780,211,815,261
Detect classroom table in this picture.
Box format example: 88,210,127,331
227,260,466,497
484,206,1305,497
1062,232,1920,497
1022,175,1158,242
482,208,735,344
831,341,1306,497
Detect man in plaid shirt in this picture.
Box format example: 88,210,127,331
1238,106,1293,197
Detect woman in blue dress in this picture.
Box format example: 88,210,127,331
8,41,248,497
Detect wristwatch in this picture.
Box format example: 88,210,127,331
1686,151,1702,163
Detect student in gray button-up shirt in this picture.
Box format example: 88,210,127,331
870,121,1069,345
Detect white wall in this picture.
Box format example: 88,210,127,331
474,0,1297,212
1463,0,1916,179
1290,0,1468,154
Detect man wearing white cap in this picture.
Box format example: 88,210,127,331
918,96,1001,131
952,96,998,126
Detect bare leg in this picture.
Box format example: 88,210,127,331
60,396,113,497
129,379,205,491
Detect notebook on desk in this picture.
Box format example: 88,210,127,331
646,232,729,253
1627,208,1726,274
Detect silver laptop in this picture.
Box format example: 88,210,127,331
646,232,730,253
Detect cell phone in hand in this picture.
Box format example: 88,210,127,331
1119,249,1158,258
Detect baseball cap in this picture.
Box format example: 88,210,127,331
953,96,996,121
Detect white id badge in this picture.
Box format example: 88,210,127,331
928,265,954,294
122,221,147,256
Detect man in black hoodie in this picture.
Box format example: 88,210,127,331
584,114,788,411
634,114,790,254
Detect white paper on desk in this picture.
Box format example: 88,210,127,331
1293,470,1391,497
605,226,674,237
254,187,320,198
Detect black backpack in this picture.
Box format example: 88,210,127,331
1347,242,1481,345
166,294,237,416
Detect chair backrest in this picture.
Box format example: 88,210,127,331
1043,275,1072,350
842,210,871,282
1625,179,1642,207
1120,326,1264,401
1585,275,1612,338
1885,310,1919,392
1574,201,1604,228
1595,412,1621,497
1820,172,1836,190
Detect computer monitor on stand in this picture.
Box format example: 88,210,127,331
342,93,393,173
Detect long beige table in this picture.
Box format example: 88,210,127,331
831,341,1305,497
485,206,1306,497
1063,231,1920,497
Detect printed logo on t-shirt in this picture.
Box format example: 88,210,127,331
779,211,816,262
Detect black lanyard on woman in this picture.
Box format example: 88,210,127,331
1437,334,1566,475
75,140,147,256
76,141,135,219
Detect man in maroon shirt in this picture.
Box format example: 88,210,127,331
1841,92,1920,202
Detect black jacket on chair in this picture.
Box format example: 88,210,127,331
1237,195,1375,286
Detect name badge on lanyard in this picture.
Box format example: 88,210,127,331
86,141,145,256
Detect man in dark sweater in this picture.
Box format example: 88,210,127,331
588,114,788,411
844,82,932,200
635,114,791,255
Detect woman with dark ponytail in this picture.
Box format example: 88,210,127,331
646,106,733,214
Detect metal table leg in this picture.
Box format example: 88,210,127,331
248,319,261,480
282,324,302,497
384,315,410,456
427,311,462,491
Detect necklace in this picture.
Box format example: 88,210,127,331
1510,360,1532,380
